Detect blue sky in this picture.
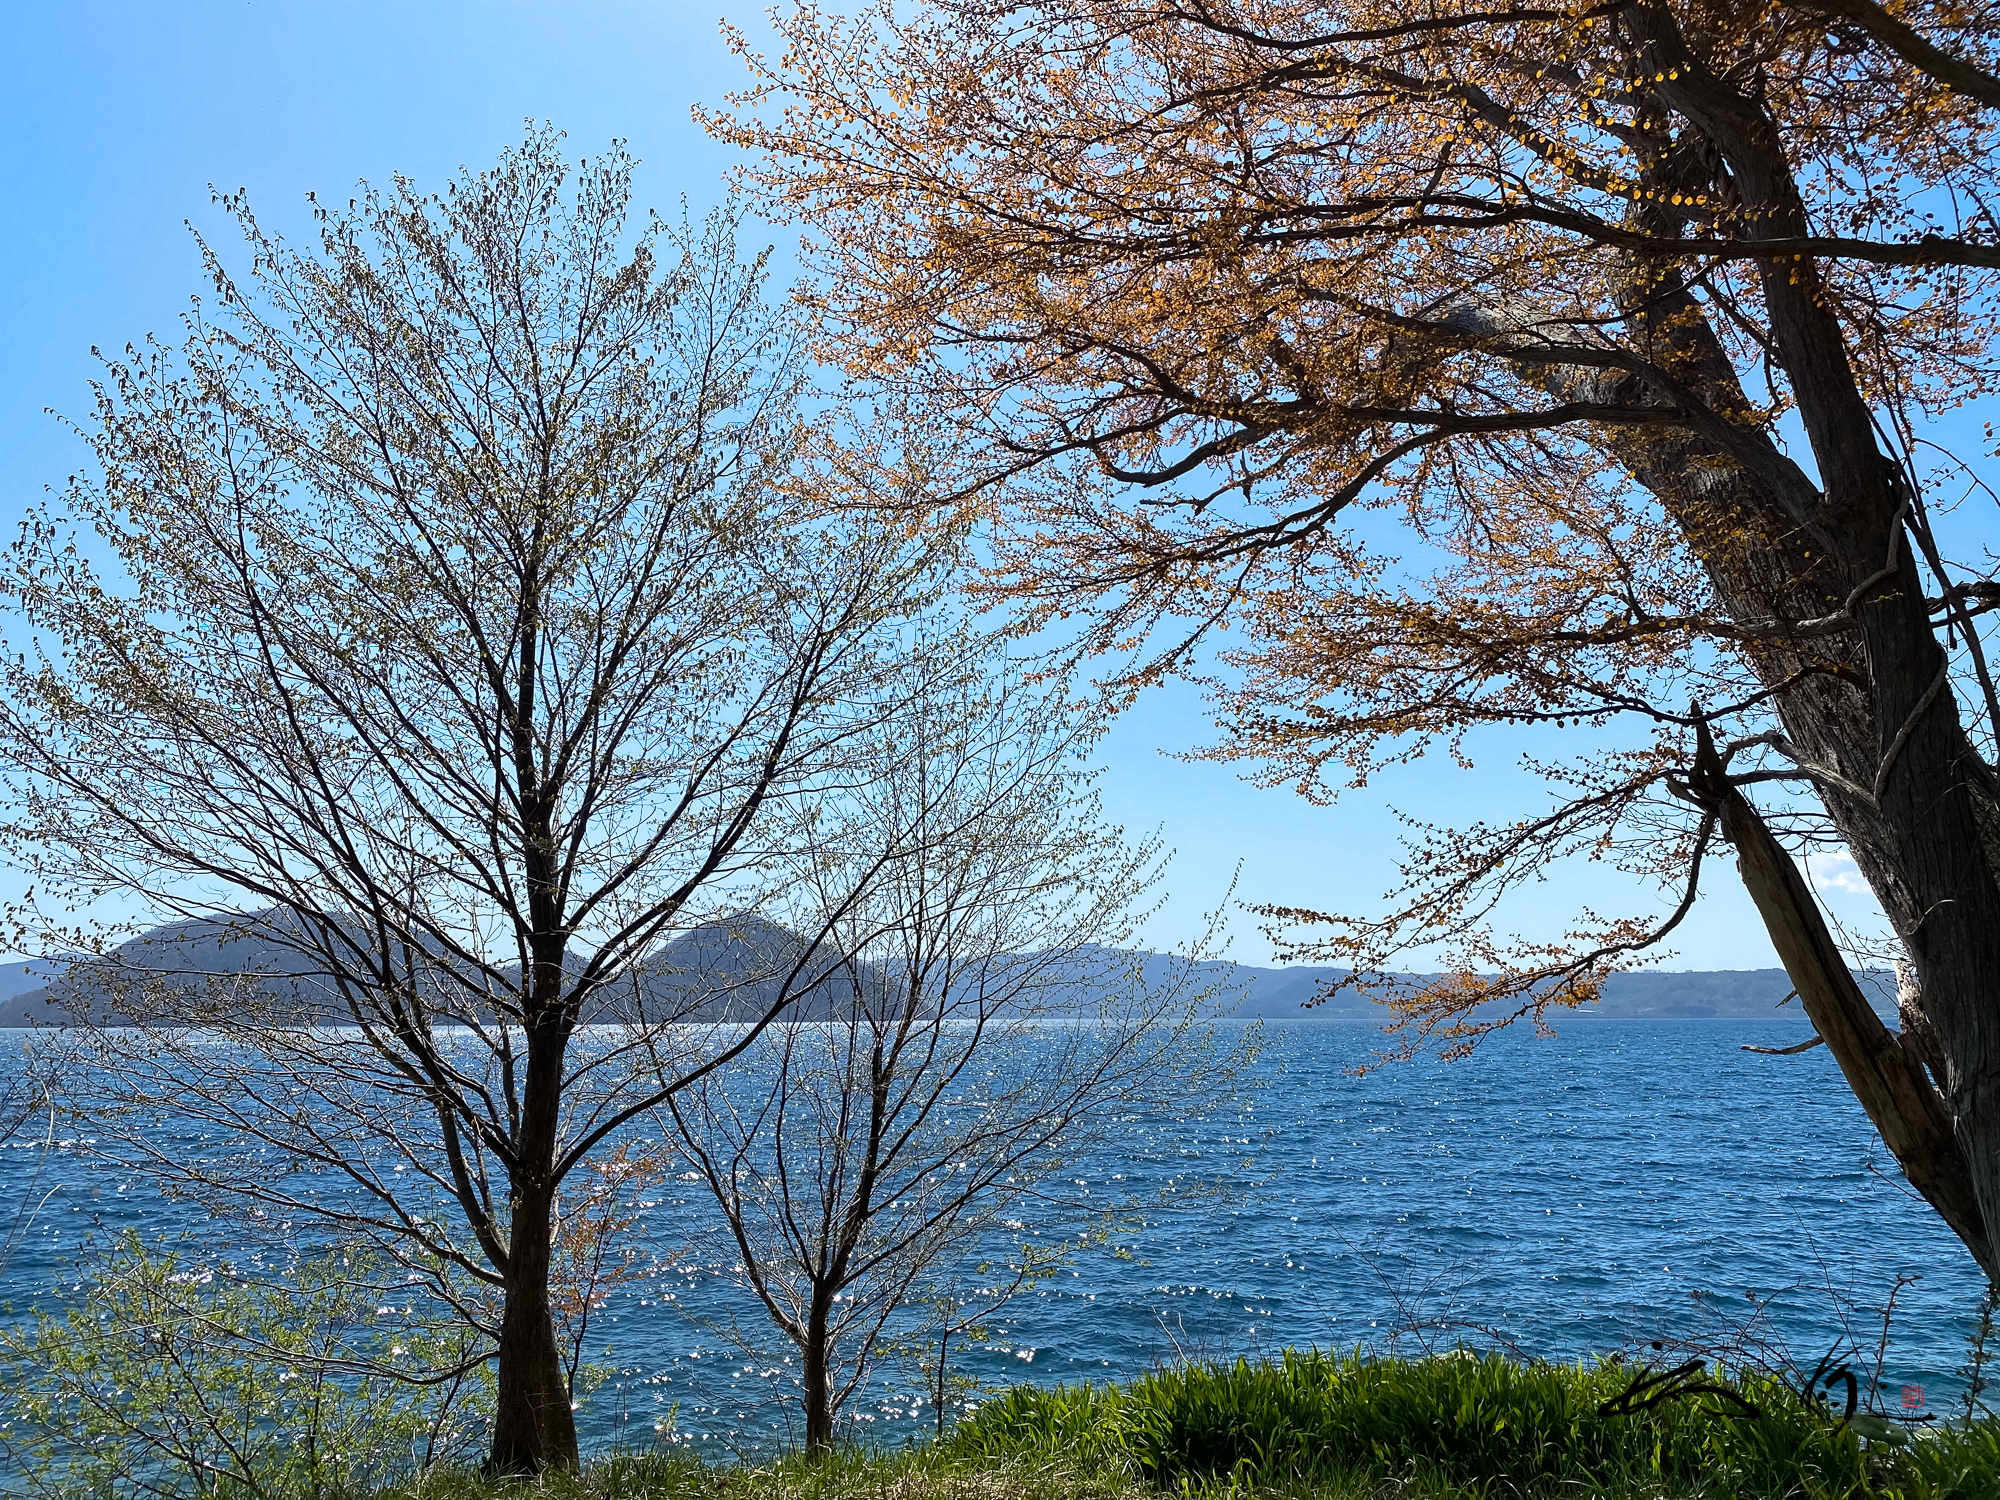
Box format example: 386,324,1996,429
2,0,1901,971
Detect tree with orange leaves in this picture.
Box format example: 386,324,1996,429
710,0,2000,1275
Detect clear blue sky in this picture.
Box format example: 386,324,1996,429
2,0,1894,971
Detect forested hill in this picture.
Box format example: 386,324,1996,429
1219,962,1894,1021
1106,949,1891,1021
0,914,1890,1026
0,959,67,1018
0,913,862,1029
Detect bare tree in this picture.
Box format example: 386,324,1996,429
0,133,950,1473
662,651,1231,1452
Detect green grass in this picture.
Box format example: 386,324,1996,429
941,1350,2000,1499
117,1352,2000,1500
364,1448,1150,1500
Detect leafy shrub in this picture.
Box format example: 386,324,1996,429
0,1232,489,1498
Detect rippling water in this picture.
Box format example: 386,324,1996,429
0,1017,1983,1455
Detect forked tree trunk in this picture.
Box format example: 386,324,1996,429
1598,7,2000,1282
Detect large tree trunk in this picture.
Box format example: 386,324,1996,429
1555,0,2000,1277
489,1181,578,1473
1644,0,2000,1280
1451,6,2000,1278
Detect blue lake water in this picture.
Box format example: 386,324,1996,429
0,1017,1986,1456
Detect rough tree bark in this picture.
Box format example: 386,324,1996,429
1621,0,2000,1278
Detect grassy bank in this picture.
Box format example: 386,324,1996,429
360,1352,2000,1500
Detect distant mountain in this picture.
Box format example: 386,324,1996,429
0,911,864,1028
0,910,1892,1028
591,914,866,1024
1592,966,1894,1019
0,958,69,1007
0,913,338,1028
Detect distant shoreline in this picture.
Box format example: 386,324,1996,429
0,917,1890,1029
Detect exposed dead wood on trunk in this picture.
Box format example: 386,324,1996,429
1688,726,1993,1275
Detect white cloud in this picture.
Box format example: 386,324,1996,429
1798,850,1873,895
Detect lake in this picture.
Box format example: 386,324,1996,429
0,1017,1984,1455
